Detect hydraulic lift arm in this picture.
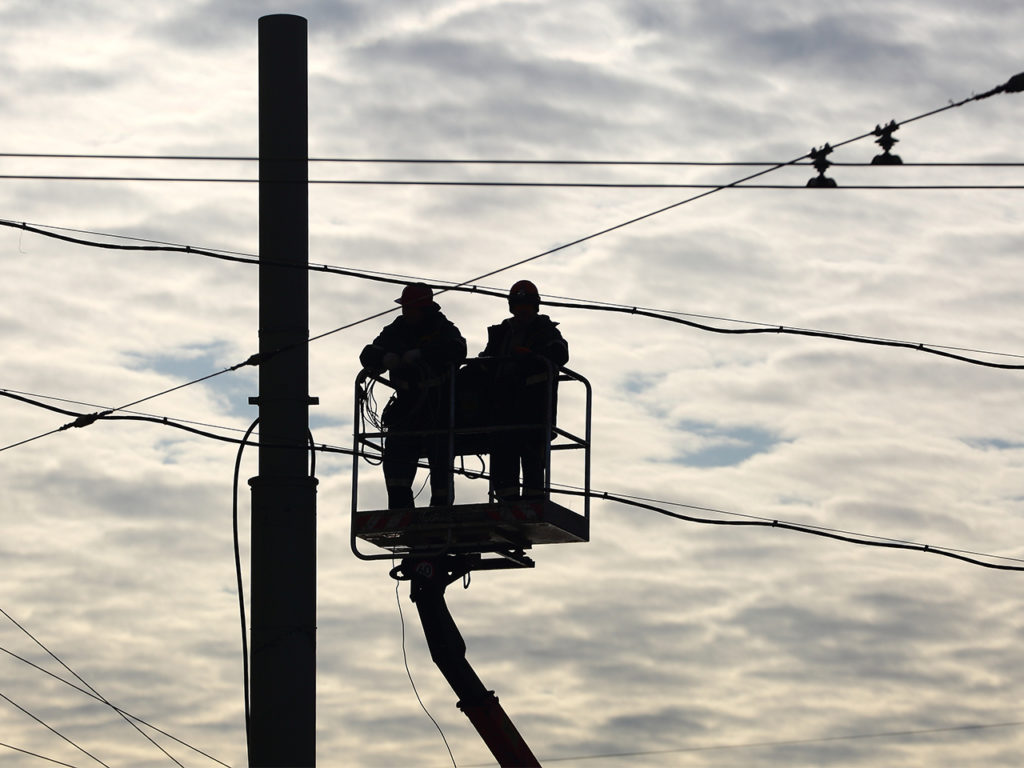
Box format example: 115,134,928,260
401,556,541,768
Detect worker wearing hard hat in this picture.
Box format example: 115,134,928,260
479,280,568,501
360,282,467,509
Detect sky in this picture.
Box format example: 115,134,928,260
1,1,1023,766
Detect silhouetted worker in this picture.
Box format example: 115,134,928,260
480,280,568,501
360,283,467,509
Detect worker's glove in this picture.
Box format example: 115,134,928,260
382,352,401,370
402,348,423,365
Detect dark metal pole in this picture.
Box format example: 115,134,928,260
249,14,316,768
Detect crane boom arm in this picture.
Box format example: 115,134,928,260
406,556,541,767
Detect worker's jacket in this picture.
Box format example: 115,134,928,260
360,304,467,428
478,314,568,430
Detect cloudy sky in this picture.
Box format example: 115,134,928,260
2,1,1023,766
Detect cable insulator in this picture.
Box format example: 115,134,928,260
871,120,903,165
806,144,838,187
1001,72,1024,93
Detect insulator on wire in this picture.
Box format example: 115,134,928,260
806,144,838,187
871,120,903,165
1001,72,1024,93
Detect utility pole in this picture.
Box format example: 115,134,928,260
249,14,316,768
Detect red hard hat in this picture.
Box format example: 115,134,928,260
508,280,540,304
395,282,432,307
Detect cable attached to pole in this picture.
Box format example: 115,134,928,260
232,418,260,761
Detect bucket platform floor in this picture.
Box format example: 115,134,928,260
353,499,589,557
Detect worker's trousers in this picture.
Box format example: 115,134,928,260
383,428,453,510
489,426,547,501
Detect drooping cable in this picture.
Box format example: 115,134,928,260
68,86,1024,354
574,485,1024,565
0,387,362,460
0,218,256,265
232,418,260,760
4,383,1023,573
394,559,457,768
0,353,261,454
4,219,1023,370
5,75,1023,374
554,487,1024,572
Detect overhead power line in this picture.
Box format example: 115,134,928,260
0,689,110,767
0,353,261,454
20,209,1002,376
2,150,1023,168
0,644,230,767
1,76,1021,188
516,719,1024,766
2,73,1020,450
362,71,1024,322
559,487,1024,572
5,384,1023,574
0,388,324,455
0,741,81,768
0,388,258,439
1,174,1023,190
0,606,187,767
4,218,1022,370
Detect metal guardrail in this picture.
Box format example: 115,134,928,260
351,356,591,561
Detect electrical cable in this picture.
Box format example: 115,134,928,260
571,485,1024,566
553,487,1024,572
231,419,318,764
538,302,1024,369
0,389,254,444
0,607,184,767
0,389,83,418
441,718,1024,766
128,72,1024,359
3,149,1023,166
346,386,1024,574
2,72,1020,289
7,69,1016,768
0,354,261,454
394,559,458,768
0,388,266,450
418,73,1023,301
2,174,1024,189
6,373,1024,571
537,296,1024,362
0,741,81,768
6,383,1024,573
0,218,257,264
308,429,317,476
232,418,260,761
0,689,110,768
0,387,365,461
1,75,1020,537
28,361,1011,749
0,152,264,161
5,218,1024,370
0,645,230,767
113,355,260,417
